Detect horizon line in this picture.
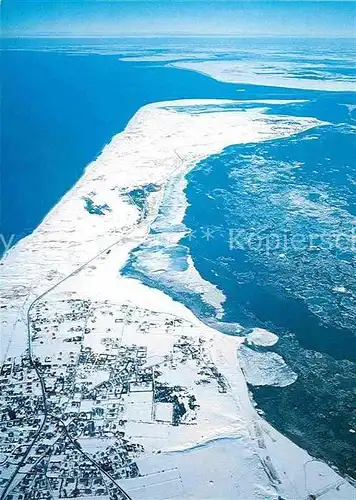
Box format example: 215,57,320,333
2,33,355,39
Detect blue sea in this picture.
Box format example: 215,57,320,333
1,37,355,477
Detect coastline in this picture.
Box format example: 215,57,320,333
0,99,323,360
1,99,354,498
170,61,356,92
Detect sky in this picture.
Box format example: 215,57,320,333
2,1,356,38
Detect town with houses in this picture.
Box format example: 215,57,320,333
0,296,231,500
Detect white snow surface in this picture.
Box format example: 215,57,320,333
238,345,298,388
172,60,356,91
1,99,354,499
247,328,279,347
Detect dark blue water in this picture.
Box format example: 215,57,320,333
2,38,356,478
180,106,356,475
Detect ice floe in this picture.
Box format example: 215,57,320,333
238,345,298,388
246,328,279,347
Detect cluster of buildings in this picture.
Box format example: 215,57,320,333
1,298,228,499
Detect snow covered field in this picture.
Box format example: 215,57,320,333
171,60,356,91
1,99,355,499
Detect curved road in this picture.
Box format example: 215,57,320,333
1,149,186,500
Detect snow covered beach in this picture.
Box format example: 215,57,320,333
0,98,323,359
1,100,355,499
171,60,356,92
